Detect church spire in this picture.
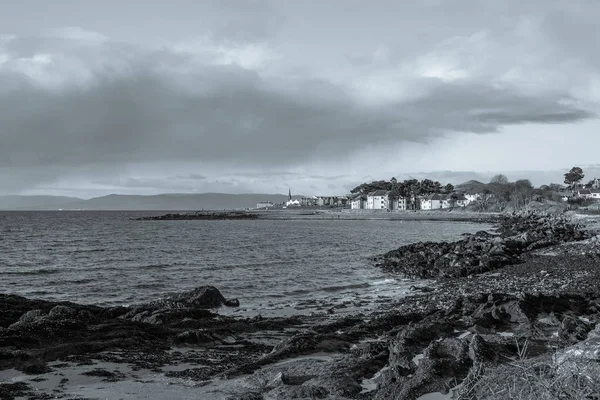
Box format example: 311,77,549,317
288,188,292,201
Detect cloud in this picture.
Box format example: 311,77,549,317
0,36,593,172
1,0,599,195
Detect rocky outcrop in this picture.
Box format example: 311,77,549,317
375,212,589,278
0,286,297,375
119,286,239,325
135,212,259,220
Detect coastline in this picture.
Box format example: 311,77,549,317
258,209,501,223
135,208,502,223
2,212,599,399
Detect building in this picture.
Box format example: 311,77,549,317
366,190,390,210
454,195,469,207
420,193,447,210
420,193,469,210
300,196,318,207
463,191,481,204
390,195,408,210
285,188,301,207
578,189,592,199
256,201,274,209
350,194,367,209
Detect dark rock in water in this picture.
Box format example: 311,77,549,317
152,286,237,309
135,212,259,221
119,286,238,325
225,298,241,307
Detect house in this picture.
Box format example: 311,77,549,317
390,195,408,211
366,190,390,210
463,191,481,204
256,201,274,209
351,194,367,209
300,196,318,207
454,195,469,207
578,189,592,199
420,193,469,210
285,199,301,207
591,189,600,200
335,196,349,207
592,178,600,190
317,196,334,206
420,193,448,210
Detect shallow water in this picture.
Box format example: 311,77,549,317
0,211,491,315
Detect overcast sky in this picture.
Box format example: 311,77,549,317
1,0,599,197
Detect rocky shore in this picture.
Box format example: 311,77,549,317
2,212,600,399
375,212,589,279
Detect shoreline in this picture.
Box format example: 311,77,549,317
2,212,600,399
134,208,502,223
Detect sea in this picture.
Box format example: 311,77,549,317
0,211,491,317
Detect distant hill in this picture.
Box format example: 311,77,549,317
0,193,296,211
0,195,82,210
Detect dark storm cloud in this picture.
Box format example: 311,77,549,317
0,47,592,170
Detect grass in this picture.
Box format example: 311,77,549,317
456,338,600,400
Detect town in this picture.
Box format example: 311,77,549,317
257,167,600,212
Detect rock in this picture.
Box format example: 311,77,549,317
48,305,78,320
375,213,589,279
141,286,240,310
225,298,240,307
377,338,471,399
267,385,329,399
553,325,600,384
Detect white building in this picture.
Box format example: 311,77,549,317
420,194,447,210
286,199,301,207
350,195,366,209
256,201,274,209
420,193,469,210
366,190,389,210
463,192,481,204
390,196,408,211
454,195,469,207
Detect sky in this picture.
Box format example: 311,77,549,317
1,0,599,198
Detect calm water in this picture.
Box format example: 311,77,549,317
0,211,490,316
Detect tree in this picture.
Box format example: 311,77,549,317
350,180,391,194
444,183,455,193
404,179,421,210
420,179,436,194
514,179,534,208
564,167,584,190
490,174,509,185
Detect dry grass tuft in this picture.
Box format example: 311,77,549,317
457,338,600,400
